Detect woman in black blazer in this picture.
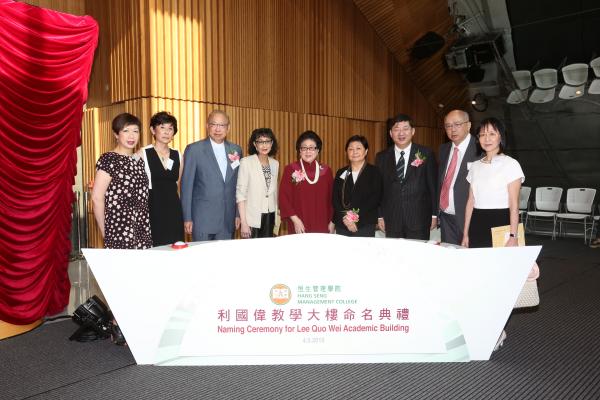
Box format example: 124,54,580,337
332,135,383,237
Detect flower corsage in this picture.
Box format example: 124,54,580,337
344,208,360,223
291,169,306,184
411,151,427,167
228,151,240,162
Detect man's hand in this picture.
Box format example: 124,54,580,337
184,221,193,235
377,218,385,232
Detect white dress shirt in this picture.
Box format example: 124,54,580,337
210,139,227,181
394,143,411,179
442,135,471,215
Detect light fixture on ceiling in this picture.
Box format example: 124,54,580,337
588,57,600,95
471,92,488,112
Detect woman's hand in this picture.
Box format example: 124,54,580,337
505,236,518,247
328,221,335,234
290,216,306,234
342,216,358,233
240,222,252,239
461,235,469,248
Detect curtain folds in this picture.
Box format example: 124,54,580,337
0,0,98,324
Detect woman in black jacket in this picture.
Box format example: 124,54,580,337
332,135,383,237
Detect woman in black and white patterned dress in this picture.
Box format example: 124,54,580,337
91,113,152,249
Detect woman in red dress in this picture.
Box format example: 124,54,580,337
279,131,334,234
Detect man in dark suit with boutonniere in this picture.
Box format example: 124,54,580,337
375,113,437,239
437,109,479,245
181,110,243,241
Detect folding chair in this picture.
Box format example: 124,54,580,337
519,186,531,226
589,205,600,245
526,187,563,239
555,188,596,242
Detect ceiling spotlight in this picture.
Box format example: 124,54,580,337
471,92,488,112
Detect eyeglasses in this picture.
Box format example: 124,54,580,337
299,146,318,152
444,121,469,130
255,140,273,146
208,122,229,128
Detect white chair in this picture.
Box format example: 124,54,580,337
589,204,600,244
519,186,531,226
556,188,597,242
527,187,563,239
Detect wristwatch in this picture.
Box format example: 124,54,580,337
509,233,517,238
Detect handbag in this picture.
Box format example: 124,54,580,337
490,223,540,308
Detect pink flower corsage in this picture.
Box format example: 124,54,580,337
291,169,305,184
411,151,427,167
228,151,240,162
345,208,360,223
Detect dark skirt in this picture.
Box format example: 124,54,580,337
469,208,510,248
250,212,275,238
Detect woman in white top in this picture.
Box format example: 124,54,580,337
462,117,524,248
236,128,279,238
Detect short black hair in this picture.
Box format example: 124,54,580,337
345,135,369,151
477,117,506,153
388,114,413,129
112,113,141,134
150,111,178,135
248,128,278,156
295,130,322,152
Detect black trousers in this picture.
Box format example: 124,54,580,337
250,212,275,238
468,208,510,248
335,223,376,237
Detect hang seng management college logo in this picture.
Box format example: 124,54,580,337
270,284,291,305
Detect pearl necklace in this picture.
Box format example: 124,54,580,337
300,159,320,185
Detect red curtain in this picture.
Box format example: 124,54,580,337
0,0,98,324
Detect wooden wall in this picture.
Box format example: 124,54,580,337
23,0,448,246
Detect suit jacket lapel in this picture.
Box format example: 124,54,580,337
267,157,277,195
457,135,476,180
224,141,234,183
387,148,398,181
403,145,418,182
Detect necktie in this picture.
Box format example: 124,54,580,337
440,147,459,211
396,150,405,180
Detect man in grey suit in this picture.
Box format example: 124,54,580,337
437,109,479,245
181,110,242,241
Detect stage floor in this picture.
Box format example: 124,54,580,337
2,236,600,400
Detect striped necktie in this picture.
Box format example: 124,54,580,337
396,150,405,180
